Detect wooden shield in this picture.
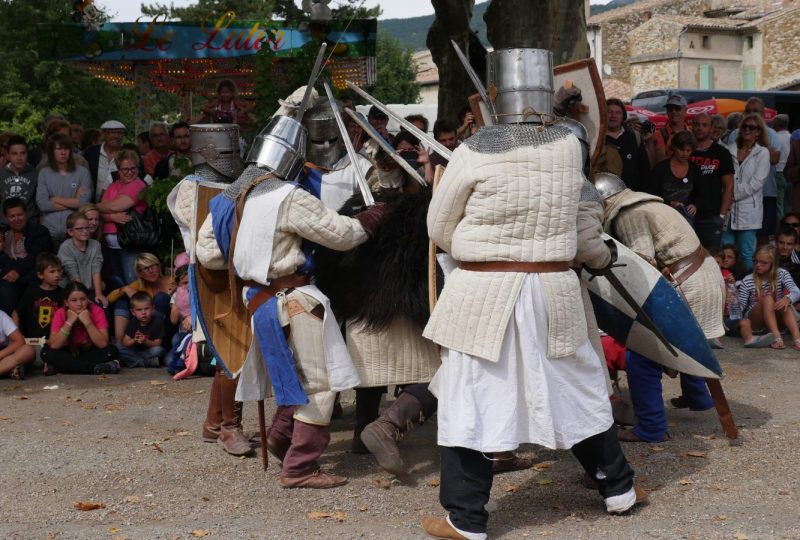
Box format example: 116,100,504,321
193,182,252,376
554,59,607,166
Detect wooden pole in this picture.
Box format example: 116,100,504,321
705,378,738,440
258,399,269,470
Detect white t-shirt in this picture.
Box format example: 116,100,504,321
0,310,19,348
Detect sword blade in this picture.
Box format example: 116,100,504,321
603,268,679,357
450,39,495,118
345,81,452,160
343,108,428,187
296,43,328,122
322,81,374,206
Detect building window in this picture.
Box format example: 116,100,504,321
702,35,710,49
746,35,754,49
743,67,756,90
699,64,714,89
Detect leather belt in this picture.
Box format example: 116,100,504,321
245,274,310,315
664,245,708,286
457,261,570,273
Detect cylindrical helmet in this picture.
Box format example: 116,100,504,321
190,124,243,180
487,48,554,124
594,172,627,200
304,97,343,169
245,115,307,181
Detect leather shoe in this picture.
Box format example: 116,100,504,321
421,517,469,540
279,469,348,489
491,451,533,474
618,429,670,443
670,396,689,409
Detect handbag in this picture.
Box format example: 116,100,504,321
117,204,162,249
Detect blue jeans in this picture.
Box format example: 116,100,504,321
118,345,165,368
721,229,757,273
108,247,140,291
626,350,713,442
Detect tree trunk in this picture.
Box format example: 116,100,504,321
427,0,482,124
484,0,589,65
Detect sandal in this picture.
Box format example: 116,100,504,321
792,339,800,351
10,365,24,380
770,338,785,350
744,334,776,348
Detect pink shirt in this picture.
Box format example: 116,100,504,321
51,304,108,346
101,178,148,235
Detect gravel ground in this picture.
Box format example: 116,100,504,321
1,335,799,540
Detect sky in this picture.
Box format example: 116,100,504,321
107,0,614,22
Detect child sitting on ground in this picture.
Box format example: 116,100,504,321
166,264,191,374
739,245,800,350
40,282,119,375
118,291,165,368
775,226,800,293
0,304,36,380
57,211,107,307
722,243,748,281
12,253,64,369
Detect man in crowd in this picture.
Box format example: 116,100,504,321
429,118,458,168
142,122,172,177
70,122,84,152
367,105,390,141
689,112,734,248
605,98,650,192
154,122,192,180
0,136,39,224
774,114,792,218
710,114,726,143
83,119,126,200
652,93,688,163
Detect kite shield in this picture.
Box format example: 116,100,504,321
554,58,607,167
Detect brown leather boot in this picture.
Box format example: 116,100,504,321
217,374,254,456
420,517,469,540
201,370,223,442
491,451,533,474
360,392,424,476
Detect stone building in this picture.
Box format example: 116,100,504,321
588,0,800,98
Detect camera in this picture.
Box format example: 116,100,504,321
641,120,656,133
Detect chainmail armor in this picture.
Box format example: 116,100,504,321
580,178,603,204
195,163,233,184
464,124,572,154
221,164,290,201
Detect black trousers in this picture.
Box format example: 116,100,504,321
41,345,119,374
439,426,635,534
355,383,438,420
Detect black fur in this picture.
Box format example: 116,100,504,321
314,187,432,331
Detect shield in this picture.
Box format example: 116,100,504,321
581,236,724,379
191,181,252,376
554,58,606,166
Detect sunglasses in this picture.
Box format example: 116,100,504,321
741,124,759,131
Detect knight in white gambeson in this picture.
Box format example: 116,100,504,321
420,49,644,540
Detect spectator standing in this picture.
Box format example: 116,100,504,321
430,119,458,169
1,198,52,315
651,131,702,224
35,119,89,171
97,149,148,287
142,123,171,177
12,253,63,362
136,132,151,157
40,282,119,375
773,114,792,218
153,122,191,180
0,135,39,223
721,112,743,145
367,105,390,142
118,291,165,368
70,122,84,152
605,98,651,191
83,119,126,201
35,134,92,245
722,113,771,272
690,112,735,248
710,114,726,143
652,93,688,163
393,130,434,184
58,211,106,306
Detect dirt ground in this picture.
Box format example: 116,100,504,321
1,335,799,540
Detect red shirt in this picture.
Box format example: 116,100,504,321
51,304,108,346
101,178,148,235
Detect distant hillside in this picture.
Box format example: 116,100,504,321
379,0,637,51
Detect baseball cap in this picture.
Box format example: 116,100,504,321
100,120,127,130
367,105,388,120
665,94,687,108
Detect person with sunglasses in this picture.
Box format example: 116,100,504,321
652,93,688,163
721,113,771,272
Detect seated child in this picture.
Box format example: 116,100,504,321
57,211,107,307
40,282,119,375
776,226,800,293
711,246,740,339
12,253,64,367
739,245,800,350
118,291,165,368
166,264,191,374
0,308,36,380
722,243,749,281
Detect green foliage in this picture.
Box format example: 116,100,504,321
370,31,421,105
142,159,192,258
0,1,135,144
140,0,277,21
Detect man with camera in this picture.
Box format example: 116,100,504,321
605,98,652,193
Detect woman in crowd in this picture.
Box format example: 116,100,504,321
651,131,702,224
722,113,771,273
40,282,119,375
78,202,103,242
106,252,175,344
35,133,92,246
393,130,434,184
739,245,800,350
97,149,148,288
